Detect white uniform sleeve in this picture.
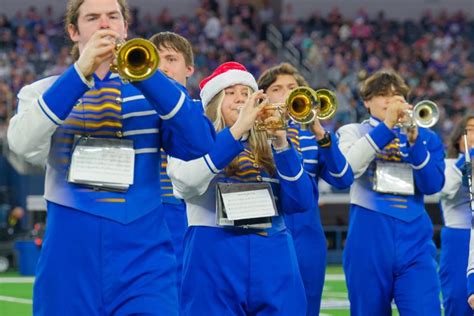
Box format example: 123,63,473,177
167,155,218,200
440,159,463,200
7,77,59,165
337,124,378,178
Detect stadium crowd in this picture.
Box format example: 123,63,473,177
0,1,473,142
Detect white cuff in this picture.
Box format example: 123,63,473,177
204,154,220,174
277,166,304,181
74,63,94,88
329,161,349,178
411,152,430,170
365,134,380,152
38,96,64,125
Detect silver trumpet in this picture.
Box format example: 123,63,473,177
398,100,439,128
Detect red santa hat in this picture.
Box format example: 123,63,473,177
199,62,258,107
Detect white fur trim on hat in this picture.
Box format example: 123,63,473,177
200,69,258,107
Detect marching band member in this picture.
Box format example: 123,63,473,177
7,0,214,314
440,113,474,315
167,62,317,315
149,31,196,293
337,69,445,315
258,62,353,316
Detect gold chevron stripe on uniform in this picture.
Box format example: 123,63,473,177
80,95,120,104
384,197,408,203
96,198,126,203
69,112,122,120
63,119,122,129
81,103,121,112
85,88,121,95
235,169,260,176
389,204,408,209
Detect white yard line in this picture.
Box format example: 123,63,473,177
0,295,32,304
320,299,350,309
325,274,345,281
0,277,35,283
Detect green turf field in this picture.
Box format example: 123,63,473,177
0,266,403,316
0,272,33,316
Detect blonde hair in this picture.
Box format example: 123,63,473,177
205,88,275,176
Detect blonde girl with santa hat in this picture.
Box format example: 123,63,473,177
167,61,317,315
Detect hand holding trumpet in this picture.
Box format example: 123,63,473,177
384,97,420,144
76,30,120,78
310,119,327,140
469,294,474,310
230,90,267,140
384,97,440,144
383,96,412,129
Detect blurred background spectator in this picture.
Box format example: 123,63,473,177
0,206,25,240
0,1,472,147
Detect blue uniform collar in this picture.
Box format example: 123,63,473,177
92,71,119,82
369,116,382,127
369,116,404,134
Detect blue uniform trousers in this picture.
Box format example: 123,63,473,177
180,226,306,316
33,202,178,316
285,209,326,316
162,202,187,291
439,227,471,316
343,207,441,316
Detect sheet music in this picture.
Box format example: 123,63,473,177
374,161,414,195
221,189,276,220
69,146,135,185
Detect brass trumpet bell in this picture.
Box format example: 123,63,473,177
287,87,318,124
255,86,338,132
110,38,159,81
315,88,338,120
287,87,338,124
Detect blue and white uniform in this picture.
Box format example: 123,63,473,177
167,128,318,316
338,117,445,316
160,149,187,292
161,94,203,294
7,63,215,316
440,152,473,316
285,122,353,316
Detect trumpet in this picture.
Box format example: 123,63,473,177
255,87,338,131
287,87,338,123
397,100,439,128
110,38,160,82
